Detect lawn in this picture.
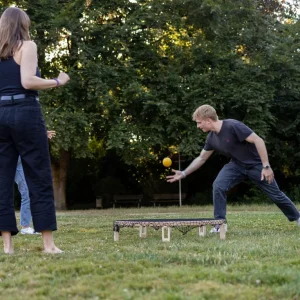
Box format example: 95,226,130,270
1,205,300,300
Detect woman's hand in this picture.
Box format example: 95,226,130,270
57,72,70,86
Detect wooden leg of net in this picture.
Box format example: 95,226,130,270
139,225,147,238
113,224,120,241
198,225,206,237
162,226,171,242
114,231,119,241
219,223,226,240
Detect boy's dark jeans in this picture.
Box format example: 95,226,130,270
213,161,300,221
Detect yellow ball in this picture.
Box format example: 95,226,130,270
162,157,172,168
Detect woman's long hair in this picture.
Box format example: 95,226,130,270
0,7,31,59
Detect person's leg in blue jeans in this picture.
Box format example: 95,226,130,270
212,162,299,233
15,156,39,234
248,165,300,221
210,162,249,233
15,157,32,227
213,162,247,220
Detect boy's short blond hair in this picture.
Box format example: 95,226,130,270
192,105,218,121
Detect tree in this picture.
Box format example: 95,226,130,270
1,0,299,206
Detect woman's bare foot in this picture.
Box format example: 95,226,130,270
4,247,14,255
43,246,63,254
41,230,63,254
2,231,14,254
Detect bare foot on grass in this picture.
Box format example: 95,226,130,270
42,231,63,254
4,247,14,255
43,246,63,254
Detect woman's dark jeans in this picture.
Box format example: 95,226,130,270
0,96,57,235
213,161,300,222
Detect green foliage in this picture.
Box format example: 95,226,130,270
288,185,300,203
1,0,300,196
243,186,271,204
88,136,106,160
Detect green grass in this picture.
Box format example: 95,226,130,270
1,204,300,300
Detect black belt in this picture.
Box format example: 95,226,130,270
0,94,39,101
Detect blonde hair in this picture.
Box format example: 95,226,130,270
0,7,31,59
192,105,218,121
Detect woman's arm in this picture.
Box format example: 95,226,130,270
20,41,69,90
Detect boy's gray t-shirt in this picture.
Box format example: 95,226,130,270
203,119,261,166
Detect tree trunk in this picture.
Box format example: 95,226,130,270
51,149,70,210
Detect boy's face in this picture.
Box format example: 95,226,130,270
195,117,213,132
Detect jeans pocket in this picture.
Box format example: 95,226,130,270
15,106,44,128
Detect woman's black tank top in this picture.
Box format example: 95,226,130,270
0,56,40,96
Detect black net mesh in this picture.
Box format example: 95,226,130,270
113,218,226,234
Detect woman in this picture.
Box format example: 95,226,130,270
0,7,70,254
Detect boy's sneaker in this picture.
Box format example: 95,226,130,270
20,227,40,235
210,224,228,233
297,217,300,226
